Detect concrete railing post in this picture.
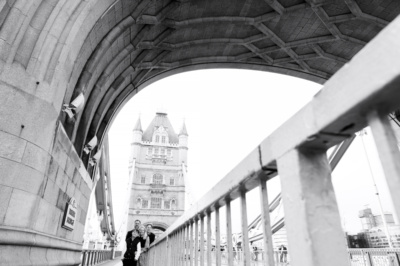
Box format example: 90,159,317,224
277,147,349,266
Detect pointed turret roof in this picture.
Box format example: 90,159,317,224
142,112,179,143
179,121,188,136
133,117,143,132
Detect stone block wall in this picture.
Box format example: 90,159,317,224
0,72,94,265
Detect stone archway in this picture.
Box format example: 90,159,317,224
0,1,399,265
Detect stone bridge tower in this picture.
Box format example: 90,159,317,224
127,112,188,233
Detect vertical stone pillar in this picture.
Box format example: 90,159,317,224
0,71,93,265
277,147,349,266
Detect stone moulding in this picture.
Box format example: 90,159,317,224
0,225,82,252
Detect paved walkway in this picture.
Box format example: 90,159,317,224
97,257,122,266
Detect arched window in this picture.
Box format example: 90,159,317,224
171,199,176,210
142,199,149,209
137,197,142,208
151,198,162,209
153,173,163,184
164,200,170,209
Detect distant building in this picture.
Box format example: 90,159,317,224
350,208,400,248
127,112,188,234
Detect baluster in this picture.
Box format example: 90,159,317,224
184,226,187,266
240,190,251,266
226,200,234,266
259,178,275,266
207,211,212,266
173,232,177,266
368,110,400,223
277,147,349,266
215,206,221,266
179,228,183,266
200,215,205,266
167,235,171,266
186,223,190,266
195,218,199,266
190,220,194,266
82,251,86,266
89,251,92,266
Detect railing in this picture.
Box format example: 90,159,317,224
139,249,400,266
348,249,400,266
81,249,114,266
141,16,400,266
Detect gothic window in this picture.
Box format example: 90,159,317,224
153,173,163,184
155,135,160,143
170,178,175,186
171,199,176,210
141,175,146,184
164,200,170,209
142,199,149,208
151,198,162,209
162,136,166,143
137,197,142,208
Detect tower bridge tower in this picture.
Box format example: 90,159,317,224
127,112,188,233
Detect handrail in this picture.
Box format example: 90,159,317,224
143,16,400,266
81,249,114,266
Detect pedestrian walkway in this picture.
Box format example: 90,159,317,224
97,257,122,266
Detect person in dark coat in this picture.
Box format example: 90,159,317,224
146,224,156,245
123,229,141,266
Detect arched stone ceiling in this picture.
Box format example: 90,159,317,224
2,0,397,160
65,0,400,159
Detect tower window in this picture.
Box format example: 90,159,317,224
155,135,160,143
170,178,175,186
142,199,148,208
164,200,170,209
141,175,146,184
151,198,162,209
153,173,163,184
162,136,166,143
171,199,176,210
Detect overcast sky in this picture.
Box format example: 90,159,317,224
108,69,396,238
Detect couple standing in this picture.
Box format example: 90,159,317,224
123,220,155,266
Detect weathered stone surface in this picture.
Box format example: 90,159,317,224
0,130,26,162
33,199,62,235
0,185,12,223
65,181,76,199
65,157,76,180
52,141,68,172
56,190,68,211
54,167,68,192
22,142,50,174
0,245,31,265
43,178,60,207
0,157,45,195
46,157,59,182
0,82,57,152
4,189,38,227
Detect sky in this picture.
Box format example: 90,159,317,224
107,68,397,239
